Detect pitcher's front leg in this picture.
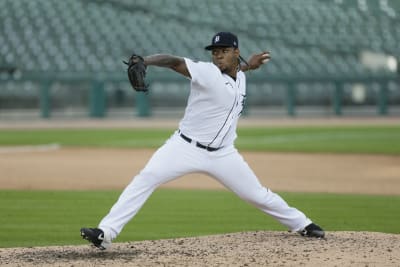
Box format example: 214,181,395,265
209,150,311,231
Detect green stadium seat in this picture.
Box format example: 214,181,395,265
0,0,398,80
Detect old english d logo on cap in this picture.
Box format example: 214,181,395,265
205,32,239,50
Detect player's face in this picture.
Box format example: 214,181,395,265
211,47,240,75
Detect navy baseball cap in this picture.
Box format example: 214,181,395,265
205,32,239,50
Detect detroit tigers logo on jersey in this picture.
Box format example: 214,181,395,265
239,94,247,116
226,80,246,117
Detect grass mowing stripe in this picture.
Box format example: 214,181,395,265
236,126,400,154
0,189,399,248
0,129,174,148
0,126,399,154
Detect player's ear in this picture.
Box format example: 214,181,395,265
234,48,240,57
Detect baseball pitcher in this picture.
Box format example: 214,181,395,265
81,32,325,250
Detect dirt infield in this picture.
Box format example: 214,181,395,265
0,117,399,266
1,148,400,195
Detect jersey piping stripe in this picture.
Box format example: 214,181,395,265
217,124,232,147
208,91,237,147
213,76,242,147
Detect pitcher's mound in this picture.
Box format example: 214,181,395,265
1,231,399,266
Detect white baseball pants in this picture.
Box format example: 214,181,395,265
99,132,312,240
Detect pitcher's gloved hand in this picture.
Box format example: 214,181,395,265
123,54,148,92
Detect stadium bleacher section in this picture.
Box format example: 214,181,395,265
1,0,398,77
0,0,399,117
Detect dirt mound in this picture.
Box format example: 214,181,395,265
1,231,398,266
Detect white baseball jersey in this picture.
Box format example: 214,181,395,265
98,58,312,242
179,58,246,148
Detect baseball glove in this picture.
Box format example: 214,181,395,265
123,54,148,92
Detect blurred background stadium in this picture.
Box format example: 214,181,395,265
0,0,399,120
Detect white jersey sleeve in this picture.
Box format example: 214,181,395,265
184,58,219,90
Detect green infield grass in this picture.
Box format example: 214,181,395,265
0,189,399,248
0,125,399,154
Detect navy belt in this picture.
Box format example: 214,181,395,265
179,132,221,152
